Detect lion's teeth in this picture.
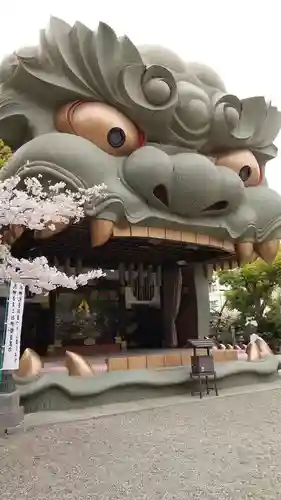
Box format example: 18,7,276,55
90,218,114,247
235,242,254,264
254,240,280,264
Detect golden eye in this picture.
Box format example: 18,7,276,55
55,101,145,156
215,150,261,187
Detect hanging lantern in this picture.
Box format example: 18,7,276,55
156,265,162,287
138,263,144,286
128,263,134,287
118,263,126,285
75,258,83,275
147,265,154,299
64,257,71,275
53,256,59,269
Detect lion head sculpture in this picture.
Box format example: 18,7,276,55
0,17,280,264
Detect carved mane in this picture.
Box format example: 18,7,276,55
0,16,279,161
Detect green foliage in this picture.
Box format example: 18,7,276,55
0,139,12,168
217,252,281,340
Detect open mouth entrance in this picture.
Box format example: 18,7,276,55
11,221,235,360
11,221,235,267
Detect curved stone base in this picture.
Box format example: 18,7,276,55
17,357,281,414
0,391,24,435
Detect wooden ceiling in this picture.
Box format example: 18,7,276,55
12,220,233,269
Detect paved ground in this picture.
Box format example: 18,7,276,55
2,388,281,499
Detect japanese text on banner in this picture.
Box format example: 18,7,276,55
2,281,25,371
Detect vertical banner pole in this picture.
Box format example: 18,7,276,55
1,281,25,372
0,280,25,435
0,281,10,384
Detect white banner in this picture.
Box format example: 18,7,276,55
2,281,25,370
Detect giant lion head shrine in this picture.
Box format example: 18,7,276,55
0,17,281,421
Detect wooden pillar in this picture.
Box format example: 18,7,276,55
117,264,127,340
176,264,210,345
161,265,182,347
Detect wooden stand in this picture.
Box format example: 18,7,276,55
187,339,219,399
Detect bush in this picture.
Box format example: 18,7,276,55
0,140,12,168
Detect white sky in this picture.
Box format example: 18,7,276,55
1,0,281,191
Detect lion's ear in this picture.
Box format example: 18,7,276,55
0,91,35,150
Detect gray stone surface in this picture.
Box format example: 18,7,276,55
0,17,281,245
0,391,24,436
0,391,20,411
2,386,281,499
23,378,281,430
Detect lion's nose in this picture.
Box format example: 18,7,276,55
123,147,245,217
153,185,229,213
166,153,244,216
153,184,169,207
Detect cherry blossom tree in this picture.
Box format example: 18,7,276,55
0,175,106,294
0,168,106,428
